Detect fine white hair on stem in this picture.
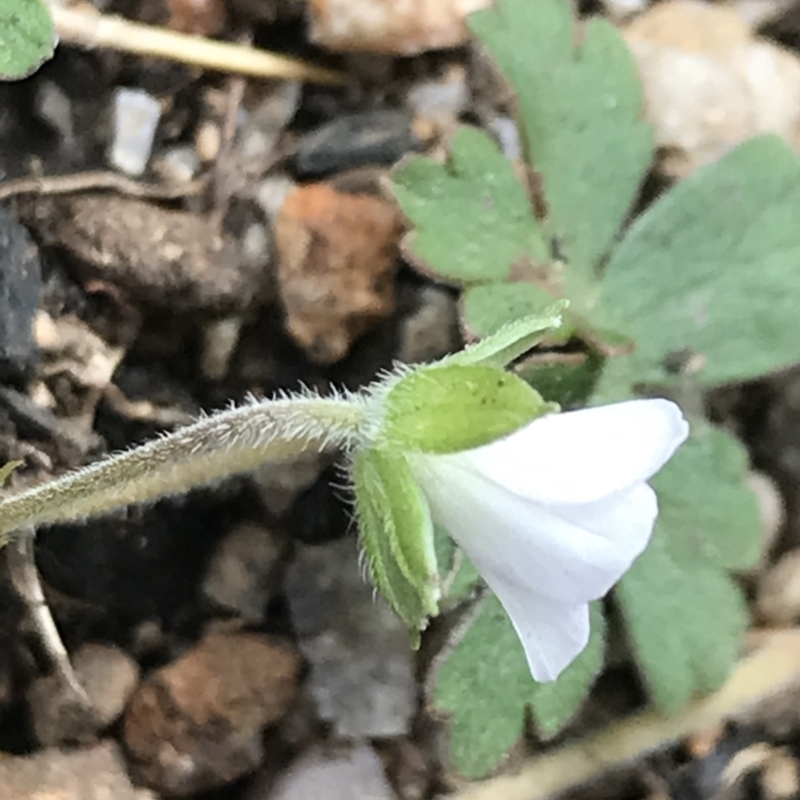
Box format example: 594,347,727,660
0,391,367,543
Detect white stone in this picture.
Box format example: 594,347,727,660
109,88,161,176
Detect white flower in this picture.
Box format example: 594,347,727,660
407,398,689,682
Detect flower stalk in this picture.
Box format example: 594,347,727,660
0,394,364,544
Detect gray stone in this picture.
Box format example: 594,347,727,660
294,110,421,177
285,537,416,738
247,744,396,800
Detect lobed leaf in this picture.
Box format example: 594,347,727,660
390,126,548,285
0,0,55,80
617,425,760,710
599,136,800,387
469,0,653,298
432,594,605,778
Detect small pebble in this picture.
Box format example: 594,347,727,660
257,173,296,222
109,88,162,177
202,521,284,622
36,80,74,144
200,316,244,380
746,470,785,569
241,221,272,268
757,548,800,625
195,119,222,162
406,65,469,129
27,643,140,746
153,144,200,183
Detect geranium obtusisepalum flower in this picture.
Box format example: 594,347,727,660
353,313,690,684
407,399,689,682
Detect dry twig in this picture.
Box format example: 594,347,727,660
0,170,208,201
47,2,345,85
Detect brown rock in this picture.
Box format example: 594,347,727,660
0,740,157,800
27,643,140,746
123,630,301,795
22,195,271,312
275,183,402,363
308,0,490,55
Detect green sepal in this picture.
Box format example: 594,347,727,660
0,461,22,487
381,364,556,454
352,448,439,645
444,300,567,369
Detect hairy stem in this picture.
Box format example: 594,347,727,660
0,395,365,542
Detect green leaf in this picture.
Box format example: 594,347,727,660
444,300,566,368
461,283,562,340
381,364,555,454
352,449,435,644
651,425,761,571
599,135,800,387
531,604,606,739
516,353,603,408
390,126,548,284
433,596,605,778
469,0,653,293
616,425,760,711
0,0,55,80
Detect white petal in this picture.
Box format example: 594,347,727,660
482,568,590,682
551,482,658,589
412,455,657,604
437,398,688,506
